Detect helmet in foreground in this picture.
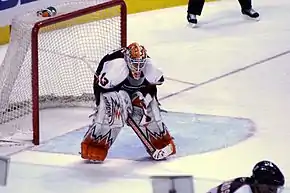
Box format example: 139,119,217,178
251,160,285,193
124,42,147,80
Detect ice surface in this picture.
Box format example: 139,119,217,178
33,111,254,160
1,0,290,192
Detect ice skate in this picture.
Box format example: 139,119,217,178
242,8,260,21
187,13,198,28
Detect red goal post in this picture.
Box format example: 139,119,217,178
0,0,127,145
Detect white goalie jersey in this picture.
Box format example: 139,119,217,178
93,48,164,99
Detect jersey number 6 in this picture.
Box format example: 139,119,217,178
99,72,109,86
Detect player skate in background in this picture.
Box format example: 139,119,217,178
80,42,176,161
207,160,285,193
187,0,260,27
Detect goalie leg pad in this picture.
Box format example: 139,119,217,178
81,125,110,161
81,91,132,161
81,123,122,161
131,92,176,158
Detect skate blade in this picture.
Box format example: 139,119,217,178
83,158,103,164
86,160,103,164
79,152,104,163
187,23,198,28
243,15,260,21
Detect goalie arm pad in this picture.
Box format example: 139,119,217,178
93,59,129,106
143,58,164,85
96,59,129,89
94,90,132,128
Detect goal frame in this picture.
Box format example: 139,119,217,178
30,0,127,145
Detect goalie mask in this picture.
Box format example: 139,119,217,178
124,42,147,80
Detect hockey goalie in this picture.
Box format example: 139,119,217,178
80,42,176,161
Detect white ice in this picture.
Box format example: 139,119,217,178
1,0,290,192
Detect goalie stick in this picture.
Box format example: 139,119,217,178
81,56,174,160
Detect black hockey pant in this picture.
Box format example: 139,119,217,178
187,0,252,15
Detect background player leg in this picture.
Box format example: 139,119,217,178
187,0,205,26
237,0,260,19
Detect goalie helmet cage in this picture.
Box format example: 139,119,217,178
0,0,127,145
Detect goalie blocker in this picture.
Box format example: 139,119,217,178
81,42,176,161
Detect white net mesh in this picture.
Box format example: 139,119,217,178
0,0,125,144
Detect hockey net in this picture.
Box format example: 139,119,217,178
0,0,127,145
